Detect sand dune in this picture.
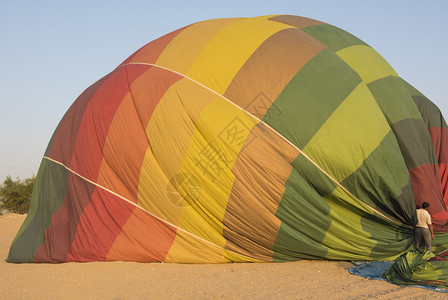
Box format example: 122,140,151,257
1,214,445,299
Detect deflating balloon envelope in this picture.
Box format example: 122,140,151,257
8,15,448,263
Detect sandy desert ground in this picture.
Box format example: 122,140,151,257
1,213,446,299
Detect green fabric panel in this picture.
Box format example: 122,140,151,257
341,131,417,225
321,191,377,261
291,155,338,197
302,83,391,183
412,95,448,129
400,79,447,128
383,250,448,289
390,118,438,169
301,24,367,52
360,212,414,260
272,166,331,261
401,79,425,97
367,76,422,125
263,48,361,149
432,232,448,255
404,78,447,128
312,184,414,261
7,159,69,263
9,159,47,245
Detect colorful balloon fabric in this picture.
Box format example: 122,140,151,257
8,15,448,263
383,250,448,290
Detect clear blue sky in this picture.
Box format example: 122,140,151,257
1,0,447,180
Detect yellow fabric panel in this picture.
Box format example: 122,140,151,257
144,82,198,181
138,146,183,225
172,78,222,122
166,97,259,258
187,17,293,94
144,15,285,262
164,228,262,263
323,188,376,260
136,74,260,260
137,78,220,224
250,14,280,21
303,84,390,182
222,248,264,263
165,230,230,263
156,18,243,75
336,45,398,84
181,98,258,234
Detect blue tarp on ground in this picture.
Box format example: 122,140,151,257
349,261,394,280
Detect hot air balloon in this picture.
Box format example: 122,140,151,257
8,15,448,264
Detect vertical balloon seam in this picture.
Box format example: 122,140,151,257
118,61,412,228
41,155,256,261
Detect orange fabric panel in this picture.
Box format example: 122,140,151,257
223,123,300,260
156,18,243,76
107,207,177,262
128,66,183,129
120,25,190,66
96,93,149,203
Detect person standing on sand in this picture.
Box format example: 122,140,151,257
414,202,435,252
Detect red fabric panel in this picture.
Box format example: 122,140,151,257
427,126,448,231
47,74,110,164
441,164,448,208
35,65,182,262
428,126,448,164
34,66,148,262
429,126,448,210
66,188,135,262
68,66,182,260
432,249,448,260
430,256,448,261
410,163,448,231
119,25,190,66
69,67,136,179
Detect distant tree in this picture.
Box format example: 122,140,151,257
0,175,35,214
